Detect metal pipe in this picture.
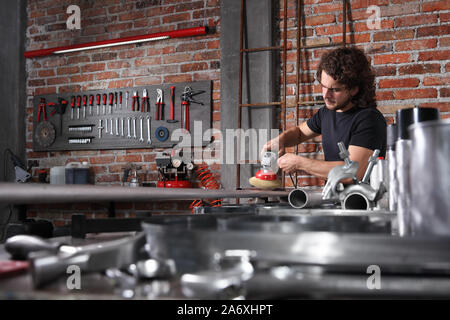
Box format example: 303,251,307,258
343,193,370,210
288,189,336,209
0,183,289,204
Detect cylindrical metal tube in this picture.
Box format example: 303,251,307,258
288,189,336,209
409,119,450,236
0,182,289,204
342,193,370,210
396,139,412,236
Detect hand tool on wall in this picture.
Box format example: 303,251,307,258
96,94,101,115
119,92,123,109
114,92,118,110
108,92,114,114
110,118,114,136
116,118,119,136
139,117,144,142
125,91,129,110
142,89,150,113
82,95,87,119
132,91,139,112
127,117,131,139
121,117,125,137
48,102,57,116
35,122,56,148
132,117,137,139
70,96,75,119
102,93,107,115
167,86,177,123
147,116,152,144
180,86,205,132
105,117,109,134
98,119,104,139
155,126,169,142
156,89,164,120
89,95,94,116
76,96,81,119
37,98,47,122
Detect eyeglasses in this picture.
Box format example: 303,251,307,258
320,82,347,94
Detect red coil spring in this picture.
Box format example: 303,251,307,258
190,164,222,212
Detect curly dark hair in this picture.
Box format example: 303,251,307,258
316,47,377,109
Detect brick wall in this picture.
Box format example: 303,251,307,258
280,0,449,188
24,0,449,225
25,0,221,226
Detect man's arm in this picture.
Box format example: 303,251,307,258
262,121,319,156
277,145,374,182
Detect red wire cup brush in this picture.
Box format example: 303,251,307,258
249,151,282,189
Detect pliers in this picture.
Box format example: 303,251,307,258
155,89,164,120
142,89,150,113
37,98,47,122
132,91,139,112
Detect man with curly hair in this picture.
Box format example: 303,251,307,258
262,46,386,181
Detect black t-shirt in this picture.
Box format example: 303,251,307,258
306,106,387,161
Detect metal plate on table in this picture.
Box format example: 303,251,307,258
142,214,450,276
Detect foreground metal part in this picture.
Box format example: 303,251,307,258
288,189,337,209
0,183,288,204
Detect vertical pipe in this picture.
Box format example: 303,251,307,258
237,0,245,202
281,0,288,188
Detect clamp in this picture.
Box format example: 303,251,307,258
156,89,164,120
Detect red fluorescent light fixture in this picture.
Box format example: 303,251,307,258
25,26,207,58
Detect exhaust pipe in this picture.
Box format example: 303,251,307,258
288,189,336,209
343,193,370,210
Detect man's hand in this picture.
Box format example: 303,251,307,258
261,137,284,157
277,153,301,174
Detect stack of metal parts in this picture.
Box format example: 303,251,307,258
287,142,388,211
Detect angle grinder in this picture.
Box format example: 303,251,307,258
249,151,282,189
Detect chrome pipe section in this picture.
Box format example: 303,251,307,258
288,189,336,209
343,193,370,210
396,139,412,236
0,183,289,204
409,119,450,236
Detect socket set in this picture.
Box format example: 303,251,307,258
32,81,212,151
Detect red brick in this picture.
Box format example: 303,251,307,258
441,88,450,98
135,77,162,86
379,78,420,89
119,11,145,21
394,89,437,100
423,76,450,86
417,25,450,37
162,13,191,24
395,14,438,27
135,57,162,67
107,61,131,69
376,91,395,101
163,53,192,64
89,156,115,164
47,77,69,85
422,0,450,12
373,53,410,65
108,79,133,89
395,39,437,51
398,64,441,75
95,71,120,80
164,74,193,83
305,14,335,26
57,66,80,75
418,50,450,61
116,155,142,163
35,87,57,95
373,30,414,42
70,74,94,83
181,62,208,72
81,63,105,73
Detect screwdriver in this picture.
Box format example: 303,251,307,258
76,96,81,119
89,95,94,116
96,94,101,115
70,96,75,120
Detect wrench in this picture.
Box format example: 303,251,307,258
105,117,109,134
125,92,129,110
139,117,144,142
132,117,137,139
110,118,114,135
116,118,119,136
127,117,131,139
98,119,104,139
121,118,124,137
146,116,152,144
